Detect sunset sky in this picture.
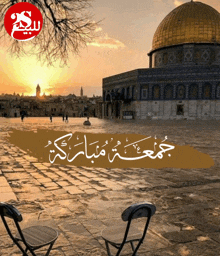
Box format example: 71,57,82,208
0,0,220,97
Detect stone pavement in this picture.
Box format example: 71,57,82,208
0,118,220,255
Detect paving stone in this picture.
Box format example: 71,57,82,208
84,189,98,195
99,180,123,190
0,156,12,161
79,171,98,178
25,168,36,173
50,167,60,172
57,181,71,187
1,169,13,173
63,186,83,195
0,176,10,187
68,179,84,186
91,185,108,191
16,192,45,201
1,192,17,201
31,173,45,179
44,205,73,219
53,233,71,248
45,172,59,179
0,186,13,193
92,177,106,182
51,188,68,196
38,178,52,183
44,182,60,189
4,172,31,180
163,230,204,243
42,163,52,167
12,168,25,172
75,176,90,182
59,167,70,171
78,185,93,190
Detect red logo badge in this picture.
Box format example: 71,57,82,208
4,2,43,41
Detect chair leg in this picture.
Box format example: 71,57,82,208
105,241,112,256
23,247,28,256
131,240,143,256
28,248,38,256
130,241,138,256
130,241,135,251
45,241,55,256
14,240,29,256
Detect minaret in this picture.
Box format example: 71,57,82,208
36,84,41,98
80,87,83,97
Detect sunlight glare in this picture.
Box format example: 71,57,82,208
4,54,72,96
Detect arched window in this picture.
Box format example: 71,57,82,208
111,89,115,100
132,86,135,100
141,85,148,100
106,93,111,102
203,83,212,99
176,84,185,99
126,87,130,99
120,88,125,100
189,84,198,99
114,89,120,100
164,84,173,99
155,54,163,66
153,85,160,100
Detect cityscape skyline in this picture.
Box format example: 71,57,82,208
0,85,95,98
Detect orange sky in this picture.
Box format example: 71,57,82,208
0,0,220,97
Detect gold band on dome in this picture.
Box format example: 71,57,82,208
151,1,220,51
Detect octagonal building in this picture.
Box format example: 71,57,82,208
102,0,220,120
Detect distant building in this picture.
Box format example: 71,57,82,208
36,84,41,98
0,93,102,118
80,87,83,97
102,1,220,120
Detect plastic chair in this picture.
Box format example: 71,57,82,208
0,202,58,256
101,202,156,256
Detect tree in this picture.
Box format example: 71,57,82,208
0,0,97,65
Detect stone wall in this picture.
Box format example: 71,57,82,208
134,100,220,120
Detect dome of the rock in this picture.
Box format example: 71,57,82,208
152,1,220,51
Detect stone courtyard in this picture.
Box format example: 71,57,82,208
0,117,219,255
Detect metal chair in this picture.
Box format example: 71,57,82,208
0,202,58,256
101,202,156,256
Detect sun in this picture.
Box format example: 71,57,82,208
1,50,77,96
24,68,51,96
5,54,71,96
34,78,43,85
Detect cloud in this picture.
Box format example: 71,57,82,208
89,25,125,49
45,84,81,96
88,35,125,49
174,0,184,7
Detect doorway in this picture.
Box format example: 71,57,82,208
176,104,184,115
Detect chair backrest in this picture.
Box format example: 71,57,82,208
117,202,156,256
121,202,156,221
0,202,30,255
0,202,23,222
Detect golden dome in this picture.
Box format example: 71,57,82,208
152,1,220,51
